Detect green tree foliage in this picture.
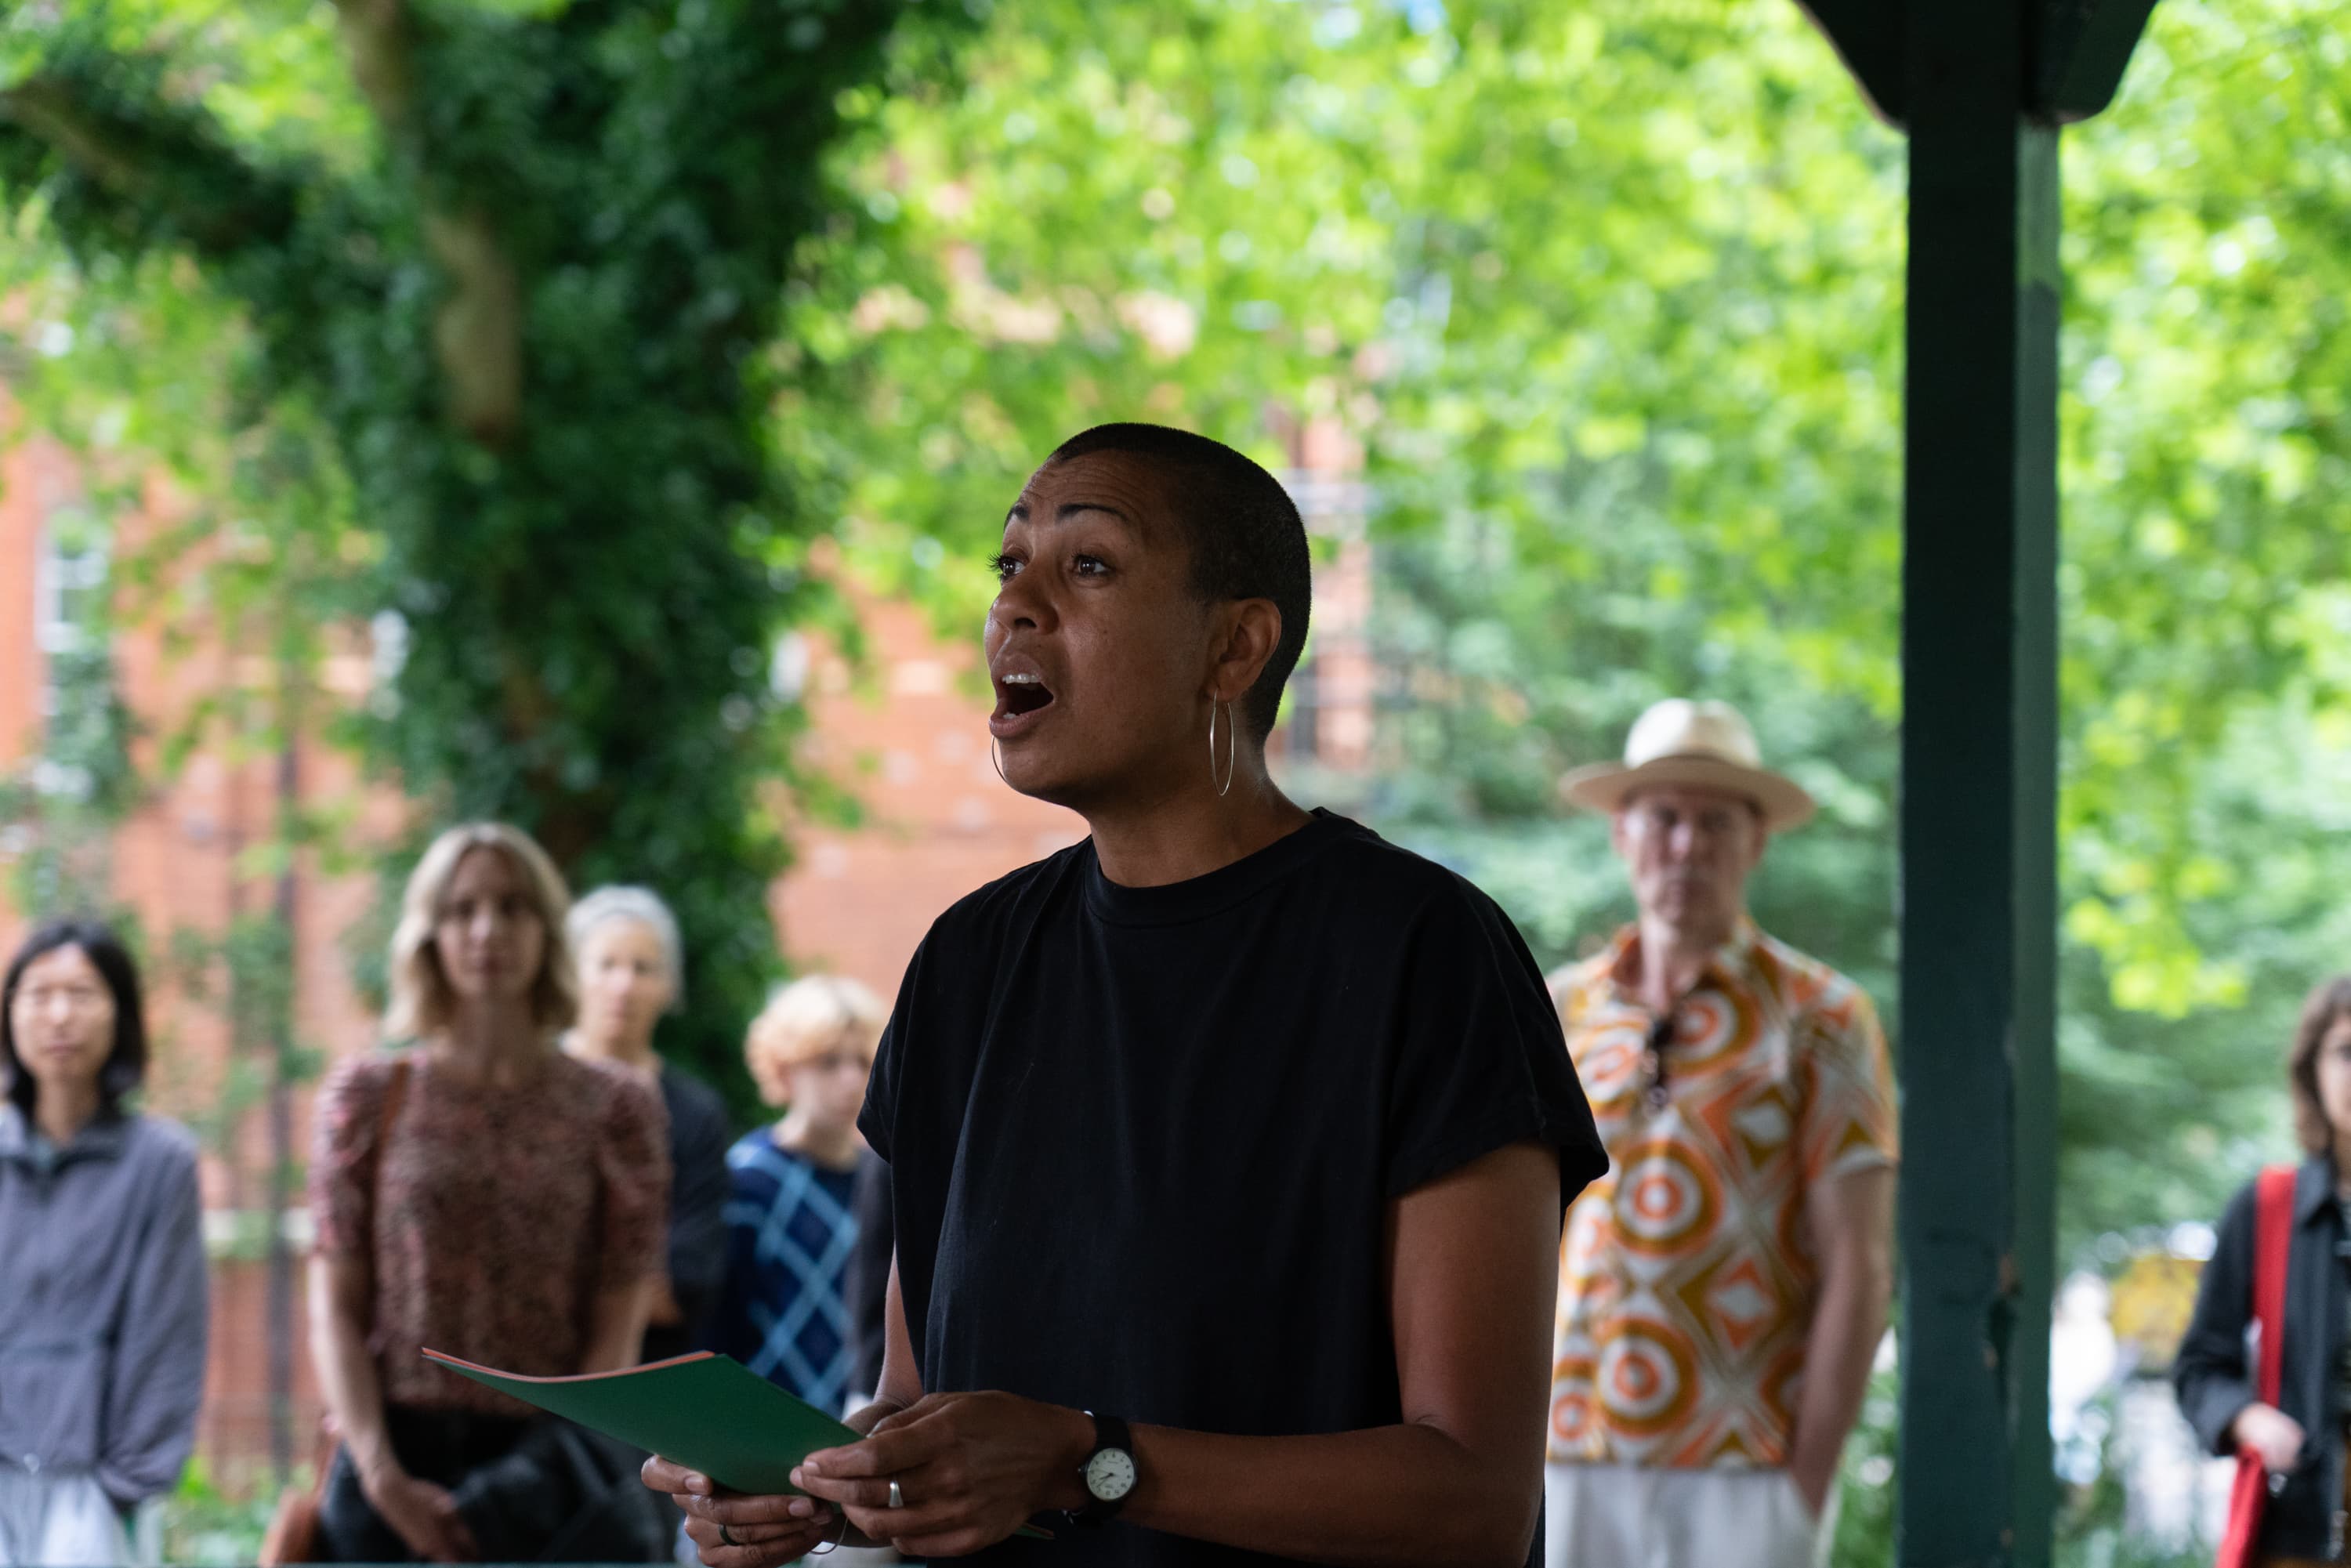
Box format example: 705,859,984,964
0,0,973,1090
778,0,1909,992
2061,0,2351,1015
782,0,2351,1252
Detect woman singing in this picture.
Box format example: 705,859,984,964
646,425,1604,1567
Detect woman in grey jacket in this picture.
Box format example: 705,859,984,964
0,920,208,1567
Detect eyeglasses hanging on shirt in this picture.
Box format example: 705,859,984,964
1640,1009,1676,1114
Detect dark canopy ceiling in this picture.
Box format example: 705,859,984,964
1799,0,2161,126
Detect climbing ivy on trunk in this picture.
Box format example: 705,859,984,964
1,0,971,1095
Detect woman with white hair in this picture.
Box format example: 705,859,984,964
308,824,671,1563
711,976,885,1412
563,885,733,1364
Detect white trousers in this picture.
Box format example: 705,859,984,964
1544,1462,1834,1568
0,1468,132,1568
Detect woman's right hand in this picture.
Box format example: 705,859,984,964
642,1398,898,1566
643,1458,845,1567
2231,1403,2307,1473
361,1462,480,1563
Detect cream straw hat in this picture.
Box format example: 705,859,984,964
1559,698,1816,831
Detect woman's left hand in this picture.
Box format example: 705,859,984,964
792,1392,1093,1557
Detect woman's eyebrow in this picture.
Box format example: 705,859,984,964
1003,500,1137,528
1056,501,1135,526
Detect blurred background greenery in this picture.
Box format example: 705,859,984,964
4,0,2347,1559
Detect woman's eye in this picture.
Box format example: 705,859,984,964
989,552,1022,582
1073,554,1109,577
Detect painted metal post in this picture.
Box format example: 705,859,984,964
1895,2,2060,1566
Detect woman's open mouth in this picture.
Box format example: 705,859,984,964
989,672,1056,739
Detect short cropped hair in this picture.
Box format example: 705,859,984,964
386,823,578,1042
1047,424,1311,741
2,918,147,1121
2288,974,2351,1155
744,975,886,1100
567,885,685,1014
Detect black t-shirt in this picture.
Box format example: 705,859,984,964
860,810,1604,1566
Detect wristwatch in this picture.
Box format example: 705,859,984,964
1068,1410,1137,1526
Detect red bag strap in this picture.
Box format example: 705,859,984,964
2252,1163,2298,1405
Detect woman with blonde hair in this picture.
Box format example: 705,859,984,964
711,976,884,1411
307,823,672,1563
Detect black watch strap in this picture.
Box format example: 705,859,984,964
1069,1410,1136,1526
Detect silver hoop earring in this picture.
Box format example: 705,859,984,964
1208,700,1237,798
990,736,1008,786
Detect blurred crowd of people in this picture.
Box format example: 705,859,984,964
0,678,1906,1568
0,822,893,1566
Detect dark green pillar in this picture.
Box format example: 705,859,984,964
1895,3,2059,1566
1799,0,2157,1560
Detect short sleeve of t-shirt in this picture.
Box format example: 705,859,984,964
1795,981,1900,1184
309,1056,393,1258
1382,878,1607,1201
860,938,927,1167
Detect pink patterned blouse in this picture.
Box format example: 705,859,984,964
310,1049,670,1415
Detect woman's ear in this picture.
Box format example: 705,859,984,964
1206,598,1283,704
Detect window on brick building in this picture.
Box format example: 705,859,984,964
31,502,114,801
34,504,107,663
1282,473,1374,774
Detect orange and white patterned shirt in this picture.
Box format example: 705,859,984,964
1547,921,1896,1469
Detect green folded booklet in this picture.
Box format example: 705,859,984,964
421,1349,1050,1539
422,1349,856,1497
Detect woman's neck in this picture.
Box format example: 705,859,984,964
773,1107,860,1171
1085,762,1313,889
431,996,548,1085
32,1079,102,1146
564,1026,660,1079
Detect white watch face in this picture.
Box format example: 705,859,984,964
1085,1447,1137,1502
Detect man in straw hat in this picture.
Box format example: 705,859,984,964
1542,698,1896,1568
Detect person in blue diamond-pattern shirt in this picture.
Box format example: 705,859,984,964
712,976,886,1414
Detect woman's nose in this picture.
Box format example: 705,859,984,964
991,574,1052,632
